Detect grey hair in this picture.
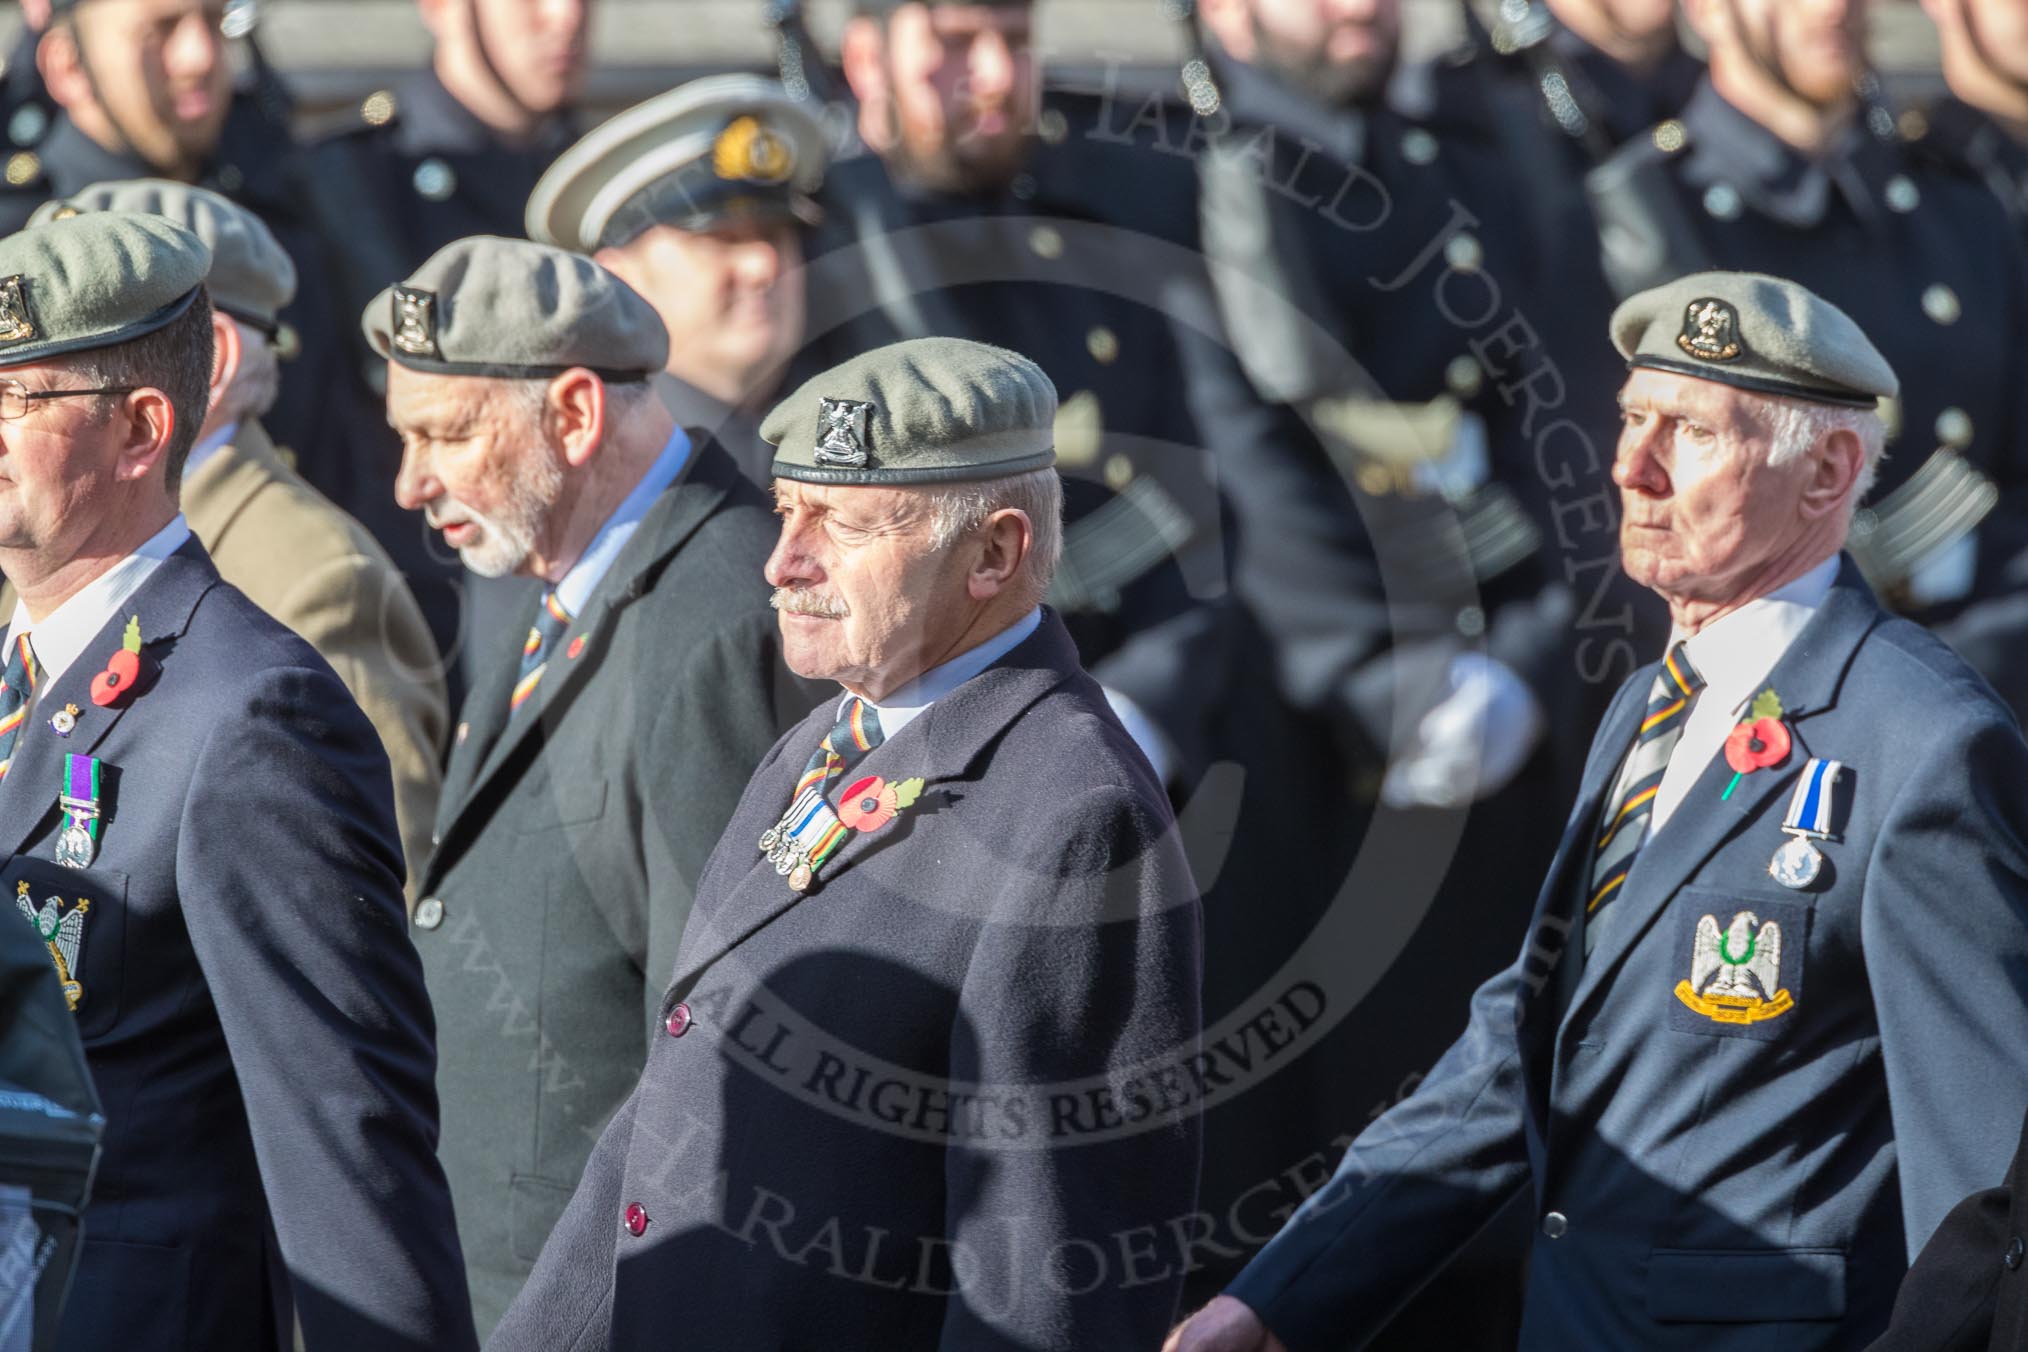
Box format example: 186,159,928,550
214,318,282,426
923,468,1064,597
496,375,655,426
1761,395,1887,507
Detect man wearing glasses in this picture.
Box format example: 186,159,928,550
0,210,476,1350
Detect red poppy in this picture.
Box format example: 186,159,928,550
1723,717,1791,775
838,775,898,832
88,648,145,708
566,635,587,660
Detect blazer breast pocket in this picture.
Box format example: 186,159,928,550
2,854,127,1040
1664,885,1812,1045
518,779,609,833
1647,1246,1845,1323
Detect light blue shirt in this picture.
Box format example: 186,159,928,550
5,513,192,690
553,427,692,618
852,606,1043,739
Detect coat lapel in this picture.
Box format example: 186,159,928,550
426,439,736,876
0,542,220,857
667,612,1084,993
1561,561,1881,1021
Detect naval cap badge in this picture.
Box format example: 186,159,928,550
815,397,874,469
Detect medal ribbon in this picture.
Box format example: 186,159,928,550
59,753,100,845
1782,758,1842,839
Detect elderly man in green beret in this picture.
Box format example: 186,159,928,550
1170,272,2028,1351
368,234,818,1333
494,336,1202,1351
527,74,827,486
22,178,448,904
0,210,476,1350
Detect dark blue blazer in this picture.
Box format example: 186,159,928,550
0,540,476,1352
1227,559,2028,1350
489,611,1204,1351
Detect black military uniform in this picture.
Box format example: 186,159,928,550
0,20,55,155
798,103,1219,725
1596,79,2028,715
1916,95,2028,234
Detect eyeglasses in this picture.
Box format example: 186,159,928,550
0,380,138,422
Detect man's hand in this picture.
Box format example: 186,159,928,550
1163,1296,1288,1352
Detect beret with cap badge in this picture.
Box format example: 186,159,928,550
0,209,211,369
1611,270,1899,409
361,234,669,381
29,178,297,333
764,337,1058,486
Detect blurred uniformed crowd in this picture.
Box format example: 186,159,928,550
0,0,2023,1346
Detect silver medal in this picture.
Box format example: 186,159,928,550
53,822,95,870
758,826,781,852
1769,835,1823,890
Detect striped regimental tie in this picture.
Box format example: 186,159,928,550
1584,642,1705,955
794,696,885,801
0,632,37,782
510,591,573,716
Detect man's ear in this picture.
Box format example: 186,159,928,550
1801,427,1865,521
207,311,240,414
36,21,88,116
111,387,177,487
967,507,1032,601
841,15,889,122
547,368,606,469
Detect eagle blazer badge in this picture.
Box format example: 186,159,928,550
16,880,89,1010
1675,910,1794,1026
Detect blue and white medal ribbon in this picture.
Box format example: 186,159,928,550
1770,757,1842,889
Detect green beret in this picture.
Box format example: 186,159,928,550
361,235,668,380
527,75,827,255
29,179,297,332
764,337,1057,486
1611,271,1899,409
0,210,210,369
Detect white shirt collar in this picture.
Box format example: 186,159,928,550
849,606,1043,739
5,514,193,689
552,427,691,618
182,421,238,482
1650,553,1839,836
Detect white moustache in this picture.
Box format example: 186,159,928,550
771,587,848,619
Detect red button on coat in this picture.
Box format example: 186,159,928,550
624,1204,648,1237
665,1004,692,1038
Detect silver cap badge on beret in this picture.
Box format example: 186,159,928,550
392,286,438,359
815,398,874,469
1678,299,1743,363
0,277,36,344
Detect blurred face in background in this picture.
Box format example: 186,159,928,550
597,218,807,408
1926,0,2028,100
420,0,591,124
1689,0,1866,110
844,2,1037,195
41,0,230,178
1203,0,1402,106
1550,0,1680,66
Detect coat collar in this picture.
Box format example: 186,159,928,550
1678,78,1893,231
427,435,742,873
180,422,288,547
667,608,1087,992
1561,556,1882,1020
0,539,221,859
390,67,575,161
